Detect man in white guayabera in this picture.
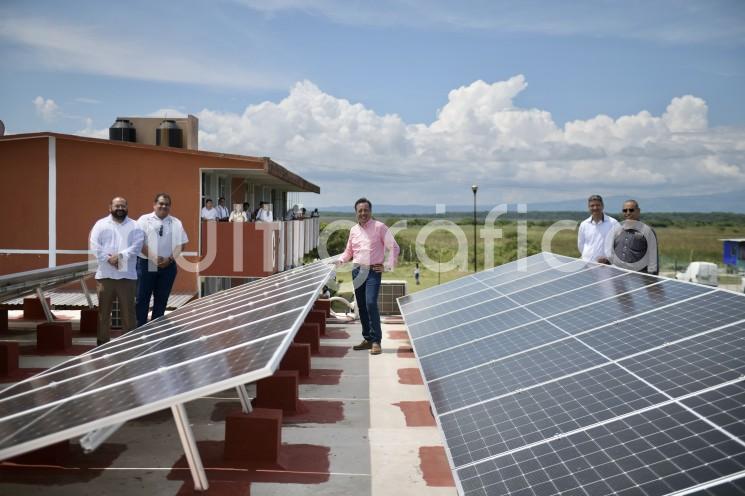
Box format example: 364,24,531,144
89,196,144,346
578,194,619,263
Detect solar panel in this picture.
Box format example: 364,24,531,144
399,252,745,496
0,258,337,464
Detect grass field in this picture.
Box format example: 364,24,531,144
317,212,745,296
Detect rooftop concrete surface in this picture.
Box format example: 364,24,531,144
0,311,456,495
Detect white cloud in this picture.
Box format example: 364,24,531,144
76,117,108,139
33,96,59,121
0,16,287,89
663,95,708,132
147,109,188,118
188,76,745,205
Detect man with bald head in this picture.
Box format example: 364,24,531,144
89,196,144,346
610,199,659,275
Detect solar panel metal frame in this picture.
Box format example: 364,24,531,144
399,252,745,496
0,257,337,463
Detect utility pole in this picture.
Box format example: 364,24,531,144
472,184,478,273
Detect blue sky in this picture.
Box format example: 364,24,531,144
1,0,744,208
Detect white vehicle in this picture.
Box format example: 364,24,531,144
676,261,719,287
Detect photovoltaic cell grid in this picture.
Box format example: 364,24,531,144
0,258,337,460
398,252,745,496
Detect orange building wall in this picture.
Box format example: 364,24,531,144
0,136,49,249
0,134,268,293
199,222,277,278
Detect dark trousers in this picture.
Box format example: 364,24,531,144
352,266,382,344
96,278,136,343
136,258,177,327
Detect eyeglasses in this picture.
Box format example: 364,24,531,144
158,225,163,237
622,208,636,213
157,202,171,207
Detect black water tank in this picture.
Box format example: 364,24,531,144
156,119,183,148
109,119,136,142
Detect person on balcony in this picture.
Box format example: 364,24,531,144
216,197,230,222
136,193,189,327
201,199,219,221
284,204,299,221
229,203,248,222
256,201,274,222
337,197,400,356
242,202,252,221
89,196,144,346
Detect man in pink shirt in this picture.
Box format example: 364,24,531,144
338,198,400,355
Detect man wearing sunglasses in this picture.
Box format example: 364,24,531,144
608,199,659,275
135,193,189,327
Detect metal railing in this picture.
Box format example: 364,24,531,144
0,261,96,305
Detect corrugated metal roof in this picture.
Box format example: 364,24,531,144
3,291,195,310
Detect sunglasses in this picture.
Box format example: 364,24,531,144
622,208,636,213
158,225,163,237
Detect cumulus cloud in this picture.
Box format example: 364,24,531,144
662,95,708,132
71,75,745,205
33,96,59,122
76,117,108,139
190,76,745,204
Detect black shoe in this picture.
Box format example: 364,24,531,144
353,339,372,350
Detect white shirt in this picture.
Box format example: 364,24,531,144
578,214,619,262
229,211,248,222
137,212,189,259
256,208,273,222
216,205,229,219
201,207,219,220
89,215,144,280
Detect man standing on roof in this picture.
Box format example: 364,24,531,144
578,194,619,263
609,199,659,275
136,193,189,327
337,198,400,356
89,196,144,346
256,201,274,222
201,199,218,221
216,197,230,222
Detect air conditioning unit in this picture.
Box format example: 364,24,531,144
377,280,407,315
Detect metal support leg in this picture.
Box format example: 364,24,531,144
80,278,94,309
80,422,124,453
35,287,54,322
171,403,209,491
236,385,253,414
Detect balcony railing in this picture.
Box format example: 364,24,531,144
198,218,320,278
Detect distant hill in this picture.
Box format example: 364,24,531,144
322,190,745,215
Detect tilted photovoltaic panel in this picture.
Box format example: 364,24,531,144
0,258,337,460
399,252,745,496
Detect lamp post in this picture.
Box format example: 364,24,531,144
472,184,478,273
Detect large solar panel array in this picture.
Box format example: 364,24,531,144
399,253,745,496
0,258,336,460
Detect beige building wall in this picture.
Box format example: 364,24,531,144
118,114,199,150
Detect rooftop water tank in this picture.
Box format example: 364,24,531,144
109,119,136,142
156,119,183,148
